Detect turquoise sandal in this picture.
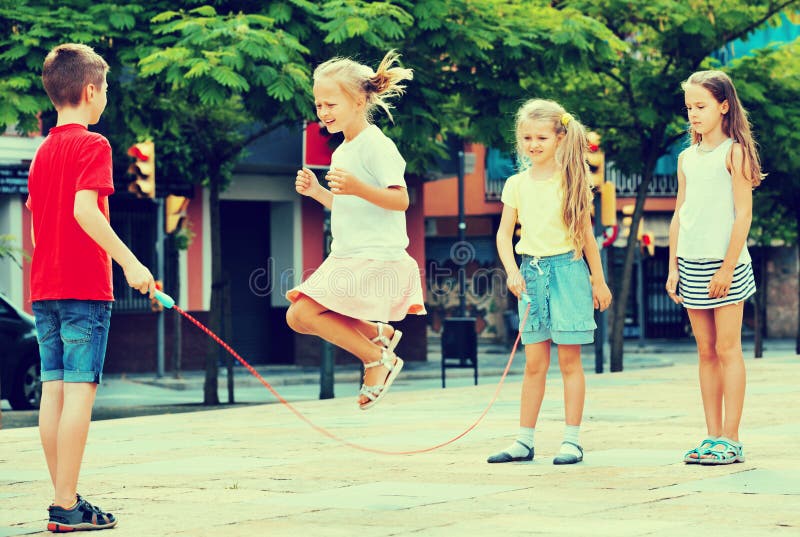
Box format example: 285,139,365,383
683,437,718,464
699,438,745,465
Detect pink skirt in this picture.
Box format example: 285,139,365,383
286,255,426,322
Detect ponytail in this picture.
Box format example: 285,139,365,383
314,50,413,122
558,114,593,257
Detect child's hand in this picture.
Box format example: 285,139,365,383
325,168,363,196
295,168,321,196
124,260,155,296
506,270,526,299
708,265,734,298
665,269,683,304
592,279,612,311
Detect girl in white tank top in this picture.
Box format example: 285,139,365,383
666,70,763,466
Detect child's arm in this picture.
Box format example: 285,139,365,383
74,190,154,295
666,153,686,304
296,168,333,209
708,143,754,298
497,204,524,298
325,168,409,211
582,216,612,311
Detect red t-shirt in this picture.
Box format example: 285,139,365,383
26,124,115,301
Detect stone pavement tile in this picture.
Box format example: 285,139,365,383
0,529,40,537
1,357,798,536
666,468,800,495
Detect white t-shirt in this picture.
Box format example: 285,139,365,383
329,124,409,260
677,138,751,264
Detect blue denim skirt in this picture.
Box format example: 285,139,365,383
518,252,595,345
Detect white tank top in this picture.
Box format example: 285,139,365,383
677,138,750,264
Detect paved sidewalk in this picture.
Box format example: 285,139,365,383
2,354,798,536
114,337,795,391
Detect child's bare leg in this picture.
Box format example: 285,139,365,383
687,308,723,436
39,380,64,489
555,343,585,462
287,297,388,403
557,344,584,426
352,320,396,342
487,341,550,461
53,382,97,507
520,341,551,428
714,303,746,441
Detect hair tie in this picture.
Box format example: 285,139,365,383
561,113,573,127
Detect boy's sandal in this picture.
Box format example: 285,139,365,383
47,494,117,532
371,322,403,352
699,438,745,465
359,349,404,410
683,437,718,464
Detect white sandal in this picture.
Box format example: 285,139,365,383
370,322,402,352
358,349,404,410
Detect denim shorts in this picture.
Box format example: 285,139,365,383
32,300,113,383
518,252,596,345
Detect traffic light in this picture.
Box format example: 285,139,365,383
640,232,655,257
587,131,604,187
165,194,189,234
600,180,617,227
127,141,155,199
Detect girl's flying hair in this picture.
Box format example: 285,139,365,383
515,99,593,256
683,70,763,186
314,50,413,122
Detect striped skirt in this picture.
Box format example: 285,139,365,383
677,258,756,309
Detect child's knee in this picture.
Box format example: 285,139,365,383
557,352,583,375
697,344,717,362
714,340,742,362
286,305,311,334
523,354,549,377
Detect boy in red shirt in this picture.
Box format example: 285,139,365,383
27,43,154,533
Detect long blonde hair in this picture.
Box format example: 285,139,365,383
682,70,763,186
313,50,413,122
515,99,593,256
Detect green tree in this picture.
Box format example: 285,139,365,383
135,0,623,401
550,0,798,370
726,38,800,353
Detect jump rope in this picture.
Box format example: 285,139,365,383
153,289,529,455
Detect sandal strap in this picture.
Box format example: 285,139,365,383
685,437,718,455
363,349,396,370
707,438,741,455
359,384,383,401
370,322,391,347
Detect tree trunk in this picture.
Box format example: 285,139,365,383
223,275,234,404
609,164,657,372
796,209,800,355
204,175,222,405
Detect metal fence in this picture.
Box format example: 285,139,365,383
606,168,678,197
109,199,157,312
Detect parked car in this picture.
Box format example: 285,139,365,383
0,293,40,410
